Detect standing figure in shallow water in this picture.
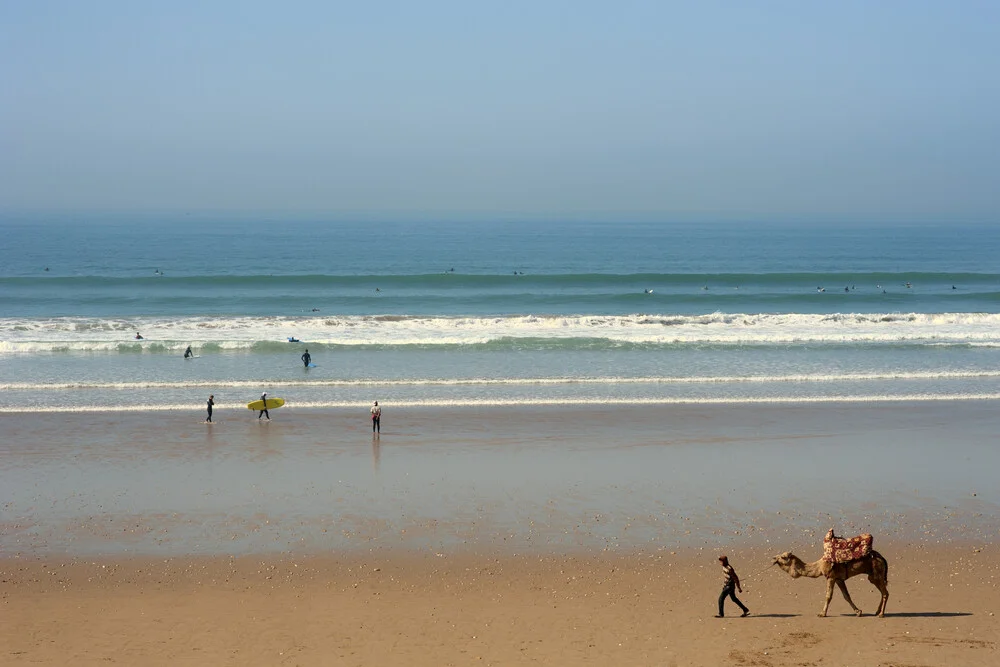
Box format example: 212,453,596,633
371,401,381,434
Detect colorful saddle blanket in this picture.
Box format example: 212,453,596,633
823,532,873,563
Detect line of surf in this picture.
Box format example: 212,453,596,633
7,393,1000,413
5,370,1000,392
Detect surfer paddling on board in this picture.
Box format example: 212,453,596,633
135,332,144,340
301,349,311,368
258,391,270,420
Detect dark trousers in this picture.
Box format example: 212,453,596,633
206,409,212,422
718,585,748,616
259,409,269,419
372,416,380,432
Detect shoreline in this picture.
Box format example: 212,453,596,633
5,393,1000,413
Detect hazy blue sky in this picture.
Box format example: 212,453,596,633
2,1,998,221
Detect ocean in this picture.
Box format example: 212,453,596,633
2,214,999,412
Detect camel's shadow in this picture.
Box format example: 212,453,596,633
881,612,973,618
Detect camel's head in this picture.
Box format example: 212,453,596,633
772,551,797,575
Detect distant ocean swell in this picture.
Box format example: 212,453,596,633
2,271,998,319
3,312,1000,352
2,271,997,286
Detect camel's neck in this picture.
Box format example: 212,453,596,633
787,555,825,578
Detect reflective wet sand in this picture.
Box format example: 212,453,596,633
3,401,998,557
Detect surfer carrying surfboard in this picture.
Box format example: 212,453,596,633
301,349,311,368
258,391,270,420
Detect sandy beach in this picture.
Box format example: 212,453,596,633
3,402,999,665
4,545,998,666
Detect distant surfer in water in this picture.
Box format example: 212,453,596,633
135,332,144,340
301,349,311,368
184,345,193,358
258,391,270,420
371,401,381,434
206,395,214,422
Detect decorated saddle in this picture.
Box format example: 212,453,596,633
822,529,873,563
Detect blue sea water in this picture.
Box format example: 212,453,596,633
2,213,999,411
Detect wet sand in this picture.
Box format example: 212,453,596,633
3,402,999,556
3,402,1000,664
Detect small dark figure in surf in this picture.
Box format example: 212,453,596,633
371,401,381,434
135,332,144,340
716,555,750,618
184,345,193,358
301,349,311,367
206,394,214,422
258,391,270,420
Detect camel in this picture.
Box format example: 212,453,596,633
773,550,889,617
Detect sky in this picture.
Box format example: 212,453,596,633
2,1,999,222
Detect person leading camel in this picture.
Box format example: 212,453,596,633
716,555,750,618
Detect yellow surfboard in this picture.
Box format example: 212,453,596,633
246,397,285,411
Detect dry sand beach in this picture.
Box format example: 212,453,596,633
3,403,999,665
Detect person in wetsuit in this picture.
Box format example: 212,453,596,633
184,345,193,358
206,394,214,422
258,391,270,420
301,349,311,367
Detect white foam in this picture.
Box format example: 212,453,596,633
3,370,1000,392
3,311,1000,352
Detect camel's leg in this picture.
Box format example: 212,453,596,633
820,578,835,617
836,579,863,616
869,574,889,617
